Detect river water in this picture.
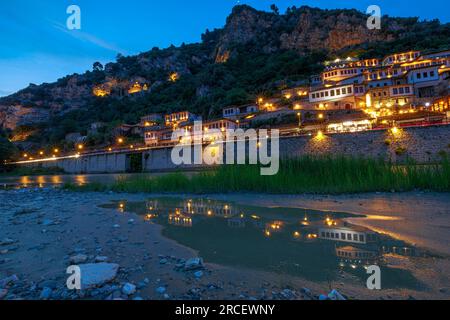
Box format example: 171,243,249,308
0,173,190,189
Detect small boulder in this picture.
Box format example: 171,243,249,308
194,271,204,279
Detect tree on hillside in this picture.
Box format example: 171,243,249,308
0,134,17,171
270,4,279,15
93,61,104,72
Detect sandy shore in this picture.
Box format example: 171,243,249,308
0,188,449,300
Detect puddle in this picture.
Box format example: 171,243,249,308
100,197,435,290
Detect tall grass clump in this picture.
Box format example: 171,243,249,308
66,156,450,194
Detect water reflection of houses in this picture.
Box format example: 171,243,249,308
227,217,246,228
336,245,381,268
168,209,193,228
183,200,236,218
318,223,379,245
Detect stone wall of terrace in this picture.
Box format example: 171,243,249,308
279,125,450,163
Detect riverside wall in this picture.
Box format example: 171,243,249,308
22,125,450,174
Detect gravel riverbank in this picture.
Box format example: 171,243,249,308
1,188,449,300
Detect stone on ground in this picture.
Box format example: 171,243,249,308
79,263,119,290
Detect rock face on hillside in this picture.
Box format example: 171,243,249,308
214,6,398,58
0,4,447,132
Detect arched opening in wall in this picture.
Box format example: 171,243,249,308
345,103,352,110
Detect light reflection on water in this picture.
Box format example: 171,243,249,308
0,173,174,189
101,197,434,290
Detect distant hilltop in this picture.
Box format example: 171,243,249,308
1,4,449,148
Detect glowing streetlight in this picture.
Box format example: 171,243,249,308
117,138,124,144
77,144,84,150
391,127,400,135
54,148,59,153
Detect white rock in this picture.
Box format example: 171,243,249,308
79,263,119,290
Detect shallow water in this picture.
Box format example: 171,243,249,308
0,172,194,189
100,197,432,291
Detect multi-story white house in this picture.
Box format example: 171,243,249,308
223,104,259,120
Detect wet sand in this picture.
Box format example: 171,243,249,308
0,188,449,300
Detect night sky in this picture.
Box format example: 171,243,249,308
1,0,449,97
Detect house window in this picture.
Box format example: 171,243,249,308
330,90,335,96
393,88,398,95
417,73,422,79
348,87,352,94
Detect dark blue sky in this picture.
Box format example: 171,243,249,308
1,0,449,97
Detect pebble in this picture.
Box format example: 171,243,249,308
156,287,166,294
0,238,16,246
122,283,137,296
40,287,53,300
0,289,7,299
70,254,88,264
184,258,204,271
95,256,109,263
0,275,19,288
194,271,204,279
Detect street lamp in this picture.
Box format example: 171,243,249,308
297,112,302,128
